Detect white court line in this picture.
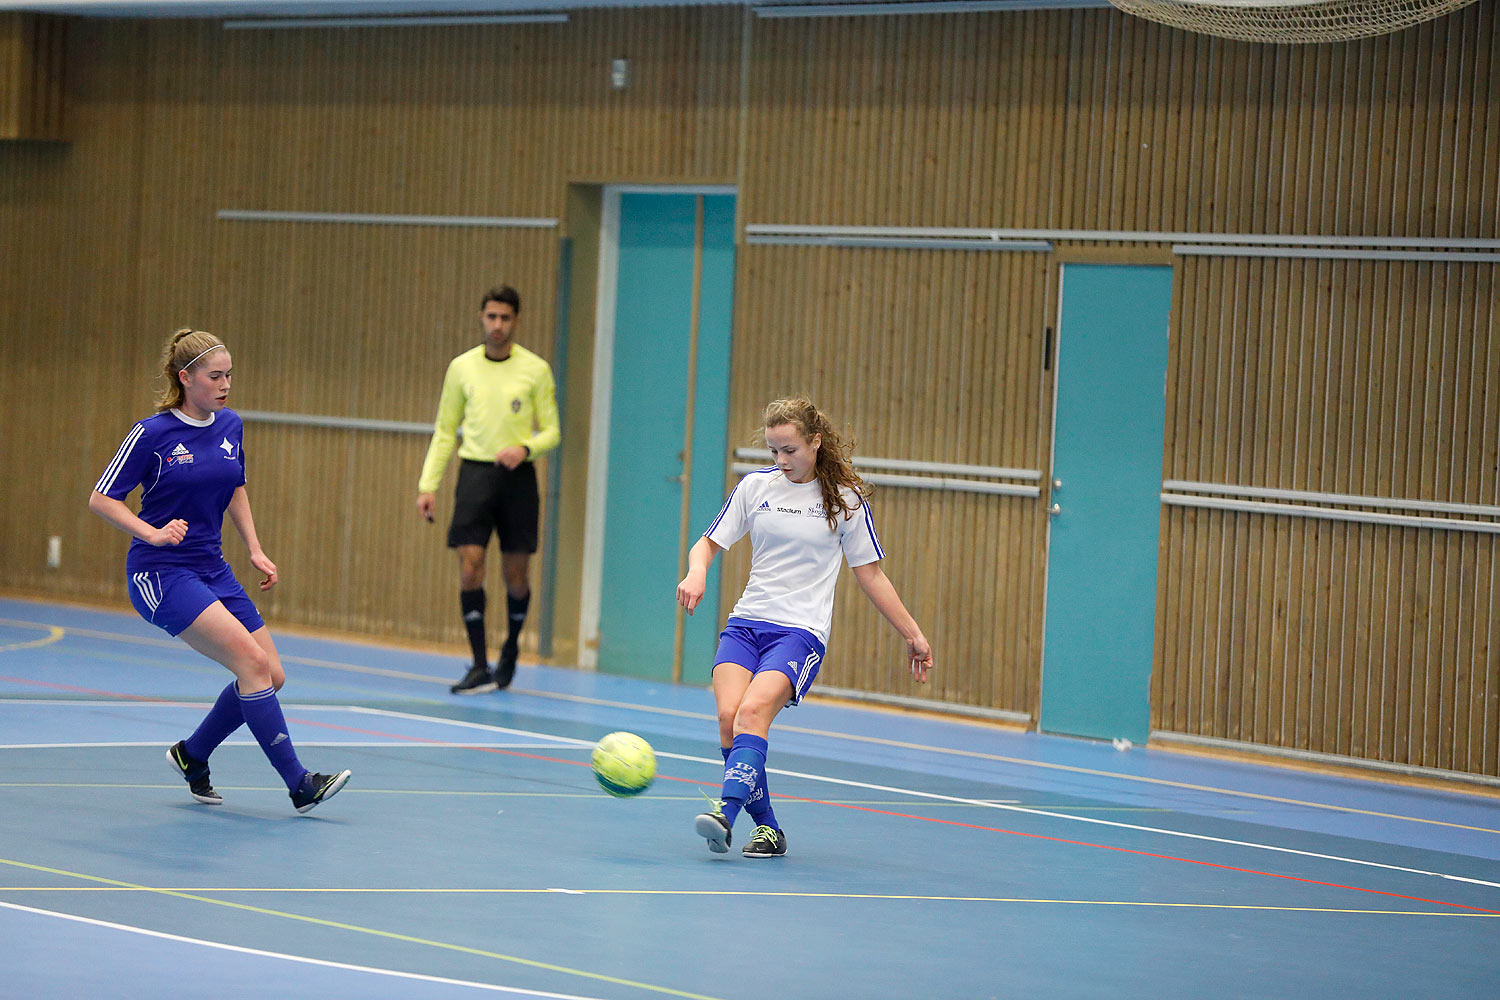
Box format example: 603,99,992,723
355,707,1500,893
8,618,1491,838
7,699,1496,893
0,742,585,751
0,900,609,999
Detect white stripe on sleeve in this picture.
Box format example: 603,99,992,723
96,424,145,495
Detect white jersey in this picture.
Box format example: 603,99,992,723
705,468,885,644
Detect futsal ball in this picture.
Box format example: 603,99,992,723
592,731,656,797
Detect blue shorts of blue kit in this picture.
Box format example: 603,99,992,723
712,617,826,706
127,562,265,637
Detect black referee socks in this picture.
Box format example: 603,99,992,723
461,588,487,669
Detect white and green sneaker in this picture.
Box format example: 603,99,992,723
742,825,787,858
694,794,732,854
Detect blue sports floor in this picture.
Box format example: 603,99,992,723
1,595,1497,999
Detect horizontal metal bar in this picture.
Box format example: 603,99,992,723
223,14,569,29
1151,731,1500,791
811,686,1032,725
735,448,1041,481
217,209,558,228
746,223,1500,251
1174,244,1500,263
239,410,436,435
1164,480,1500,519
755,0,1110,16
746,234,1052,252
1161,492,1500,535
733,462,1040,497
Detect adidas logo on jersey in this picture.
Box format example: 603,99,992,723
167,442,195,466
171,443,189,456
757,501,771,510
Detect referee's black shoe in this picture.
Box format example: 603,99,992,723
451,664,498,695
495,642,519,690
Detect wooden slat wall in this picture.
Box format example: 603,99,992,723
0,13,66,141
0,11,742,654
1,5,1496,772
727,246,1052,713
1157,256,1499,774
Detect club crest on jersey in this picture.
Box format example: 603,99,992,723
511,398,522,413
220,437,235,459
166,442,194,466
806,503,826,518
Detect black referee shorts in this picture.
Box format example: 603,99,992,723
448,459,539,553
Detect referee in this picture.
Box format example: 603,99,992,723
417,285,560,694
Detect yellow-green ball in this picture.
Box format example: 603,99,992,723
592,731,656,797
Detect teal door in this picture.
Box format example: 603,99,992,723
1039,263,1173,745
597,192,735,684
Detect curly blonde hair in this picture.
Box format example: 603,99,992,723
761,396,870,531
155,328,226,412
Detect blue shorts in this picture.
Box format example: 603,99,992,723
126,562,265,637
712,617,826,707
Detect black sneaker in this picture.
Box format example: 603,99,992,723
694,795,732,854
291,769,351,814
450,664,497,695
166,741,222,805
742,824,787,858
495,642,518,690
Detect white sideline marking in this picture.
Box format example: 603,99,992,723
0,742,583,751
6,700,1494,892
0,900,608,998
354,708,1500,892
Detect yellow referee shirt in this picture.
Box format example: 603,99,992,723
418,344,560,493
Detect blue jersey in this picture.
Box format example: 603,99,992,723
95,408,247,572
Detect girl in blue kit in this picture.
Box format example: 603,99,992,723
89,328,350,814
677,396,933,857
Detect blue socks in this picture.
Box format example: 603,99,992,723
720,733,775,829
237,684,308,792
184,681,244,762
721,742,781,830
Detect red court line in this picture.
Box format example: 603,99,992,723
12,683,1495,916
0,676,179,702
292,717,1499,916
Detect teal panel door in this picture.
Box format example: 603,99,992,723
681,195,736,686
1039,263,1173,745
597,192,734,682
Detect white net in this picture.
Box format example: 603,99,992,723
1107,0,1481,43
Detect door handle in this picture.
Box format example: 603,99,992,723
1049,503,1061,516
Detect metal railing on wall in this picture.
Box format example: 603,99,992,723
732,448,1042,497
1161,480,1500,535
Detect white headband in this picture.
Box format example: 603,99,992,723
181,344,223,371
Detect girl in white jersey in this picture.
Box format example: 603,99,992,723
677,397,932,857
90,328,350,814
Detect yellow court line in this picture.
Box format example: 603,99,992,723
2,882,1493,917
0,624,65,654
0,857,723,1000
4,615,1497,834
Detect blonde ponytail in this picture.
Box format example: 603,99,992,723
155,328,226,412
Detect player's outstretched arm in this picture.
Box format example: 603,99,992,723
850,561,933,683
676,536,723,615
